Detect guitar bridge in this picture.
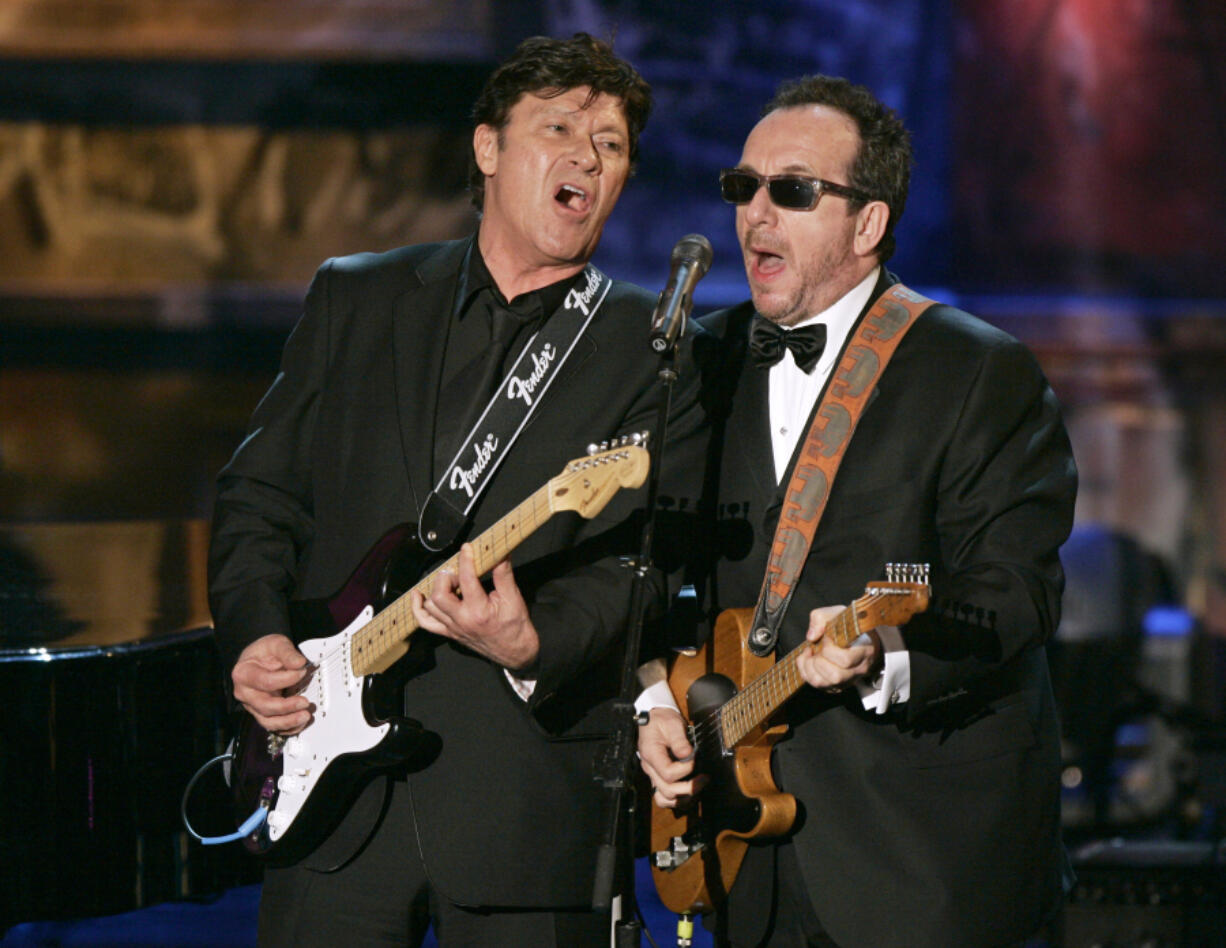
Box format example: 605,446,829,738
653,833,705,871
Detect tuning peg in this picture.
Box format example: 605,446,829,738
586,443,599,456
884,562,931,584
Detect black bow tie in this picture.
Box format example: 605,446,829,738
748,318,827,373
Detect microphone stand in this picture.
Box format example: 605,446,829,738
592,340,681,947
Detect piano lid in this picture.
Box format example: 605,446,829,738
0,518,212,657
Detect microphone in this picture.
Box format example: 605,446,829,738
649,234,713,353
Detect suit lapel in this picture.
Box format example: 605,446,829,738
392,237,470,517
730,361,777,502
719,311,779,540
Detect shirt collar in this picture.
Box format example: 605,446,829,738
457,240,578,323
789,266,881,340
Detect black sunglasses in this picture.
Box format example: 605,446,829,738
719,168,873,210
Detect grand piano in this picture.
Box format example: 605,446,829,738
0,518,259,932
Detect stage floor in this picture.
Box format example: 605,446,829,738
1,858,714,948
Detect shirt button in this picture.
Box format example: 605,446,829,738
779,426,788,436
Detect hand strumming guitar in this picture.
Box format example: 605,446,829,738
231,634,314,736
640,707,702,809
639,605,883,811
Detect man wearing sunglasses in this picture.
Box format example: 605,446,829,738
638,75,1077,947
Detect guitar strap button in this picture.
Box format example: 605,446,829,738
749,625,776,653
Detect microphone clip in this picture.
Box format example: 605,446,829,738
649,234,713,355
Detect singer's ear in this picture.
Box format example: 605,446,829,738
474,124,499,177
852,201,889,258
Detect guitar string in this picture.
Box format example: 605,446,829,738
690,602,862,748
299,485,557,686
687,593,909,750
348,486,554,670
699,585,919,747
291,451,633,688
346,451,630,675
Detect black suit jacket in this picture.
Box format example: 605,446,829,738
694,272,1077,948
208,236,704,907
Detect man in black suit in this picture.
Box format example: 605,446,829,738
209,34,702,947
638,75,1077,947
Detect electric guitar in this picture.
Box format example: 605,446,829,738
228,437,650,865
649,564,930,915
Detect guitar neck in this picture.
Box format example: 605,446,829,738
350,482,554,676
718,606,863,749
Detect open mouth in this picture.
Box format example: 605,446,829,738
751,248,786,276
555,183,589,212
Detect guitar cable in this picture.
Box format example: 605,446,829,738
180,751,269,846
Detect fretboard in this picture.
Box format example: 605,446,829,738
717,605,862,748
349,482,554,677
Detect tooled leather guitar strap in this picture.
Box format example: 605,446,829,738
747,283,936,656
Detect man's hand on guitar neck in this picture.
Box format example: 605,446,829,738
410,542,541,675
232,634,314,736
797,605,882,691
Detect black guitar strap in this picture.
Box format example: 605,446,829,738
418,265,613,551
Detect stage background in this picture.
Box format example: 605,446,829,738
2,1,1225,943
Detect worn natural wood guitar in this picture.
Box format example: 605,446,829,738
649,564,930,915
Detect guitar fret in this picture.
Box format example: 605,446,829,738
722,606,865,749
473,485,547,576
837,609,855,647
348,450,651,678
352,490,552,677
708,580,930,760
239,443,652,861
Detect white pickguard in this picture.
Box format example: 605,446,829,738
264,605,389,841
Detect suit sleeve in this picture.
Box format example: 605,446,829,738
902,335,1077,723
522,322,708,706
207,260,334,673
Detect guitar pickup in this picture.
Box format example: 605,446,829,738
653,834,704,871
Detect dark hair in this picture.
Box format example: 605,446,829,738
468,33,652,210
764,75,911,263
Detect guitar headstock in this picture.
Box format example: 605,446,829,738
549,433,650,518
853,562,931,630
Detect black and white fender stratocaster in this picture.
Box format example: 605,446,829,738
227,437,650,865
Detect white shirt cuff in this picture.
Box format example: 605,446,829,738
634,678,680,715
504,669,537,701
854,625,911,715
